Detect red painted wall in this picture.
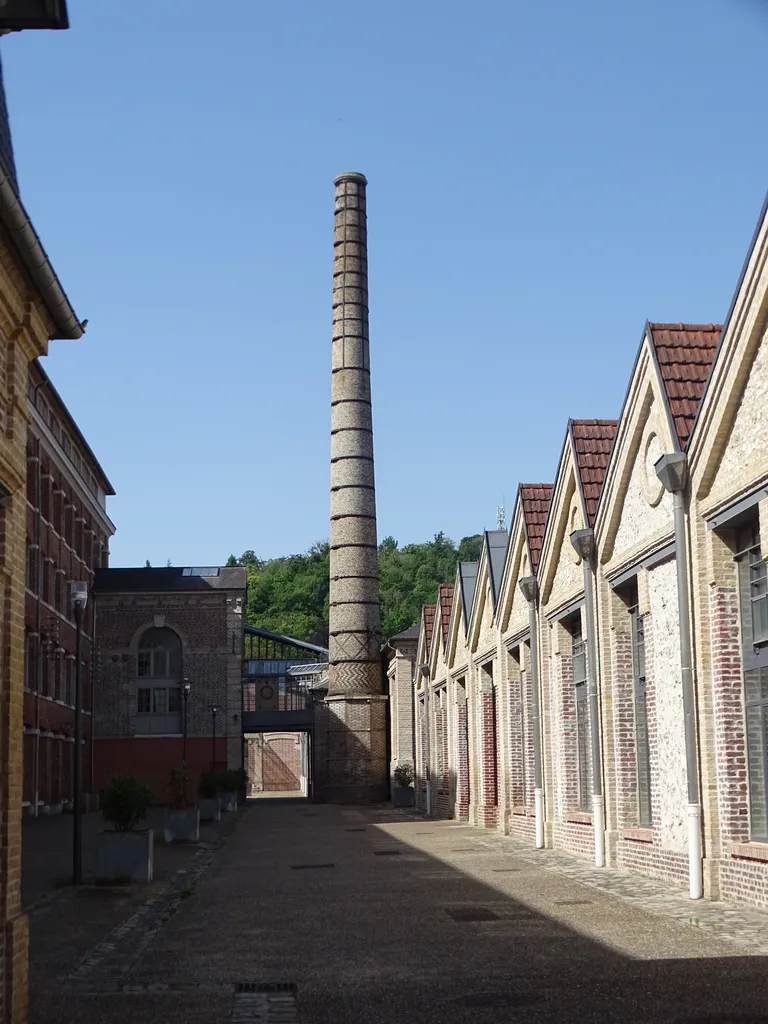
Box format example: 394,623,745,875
93,737,233,804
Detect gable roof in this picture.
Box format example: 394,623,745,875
485,530,509,609
520,484,553,573
569,419,618,526
457,562,478,631
647,322,722,448
437,584,454,645
423,604,436,655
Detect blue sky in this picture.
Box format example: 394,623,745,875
3,1,768,566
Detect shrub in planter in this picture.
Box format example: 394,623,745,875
164,765,200,844
96,774,155,883
198,770,220,822
393,763,415,808
218,769,241,812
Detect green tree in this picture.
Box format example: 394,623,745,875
233,532,482,646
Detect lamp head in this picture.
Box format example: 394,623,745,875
182,679,191,697
654,452,688,494
70,581,88,614
518,575,539,604
419,663,430,679
569,528,595,563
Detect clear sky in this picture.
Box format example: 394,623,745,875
3,1,768,567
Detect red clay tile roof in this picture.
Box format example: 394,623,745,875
437,584,454,645
423,604,436,654
570,420,618,526
647,323,721,448
519,484,553,574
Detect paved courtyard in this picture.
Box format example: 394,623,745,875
28,800,768,1023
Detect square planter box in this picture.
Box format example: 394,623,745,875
199,797,220,822
393,787,415,808
96,830,154,883
219,793,237,813
163,808,200,844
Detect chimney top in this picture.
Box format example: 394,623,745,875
334,171,367,186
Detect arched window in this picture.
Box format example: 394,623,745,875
136,627,183,735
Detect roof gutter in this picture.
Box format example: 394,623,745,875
0,165,82,340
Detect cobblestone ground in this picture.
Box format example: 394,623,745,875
29,801,768,1023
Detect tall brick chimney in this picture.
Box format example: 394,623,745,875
325,171,387,802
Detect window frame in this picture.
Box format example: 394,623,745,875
569,615,592,813
736,521,768,842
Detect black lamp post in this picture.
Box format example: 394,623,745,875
182,679,191,764
211,706,218,770
70,581,88,887
0,1,70,31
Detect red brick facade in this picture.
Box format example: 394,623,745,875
23,360,114,815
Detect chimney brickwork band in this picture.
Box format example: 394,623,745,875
328,171,382,697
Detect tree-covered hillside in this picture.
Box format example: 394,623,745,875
226,532,482,647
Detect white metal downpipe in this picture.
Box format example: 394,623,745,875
655,453,703,900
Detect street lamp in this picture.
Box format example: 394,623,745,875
210,706,219,769
181,679,191,764
70,581,88,887
0,1,70,31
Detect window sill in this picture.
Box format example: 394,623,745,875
566,812,593,825
729,842,768,863
621,827,653,844
512,805,531,817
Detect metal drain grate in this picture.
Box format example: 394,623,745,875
446,906,499,922
235,983,297,994
232,982,297,1022
554,899,594,906
373,850,401,856
491,867,521,872
345,828,366,832
289,863,335,870
450,847,477,853
455,992,543,1008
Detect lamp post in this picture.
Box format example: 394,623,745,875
211,706,219,770
569,527,605,869
182,679,191,764
655,451,702,900
519,575,545,849
70,581,88,887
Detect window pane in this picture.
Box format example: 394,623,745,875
137,688,151,713
576,691,592,812
153,688,167,713
168,688,181,713
746,702,768,841
631,608,652,827
153,649,170,677
137,652,151,678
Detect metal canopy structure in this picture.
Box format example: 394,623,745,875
242,626,328,734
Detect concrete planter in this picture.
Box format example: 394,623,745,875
393,786,415,808
163,809,200,844
219,792,237,813
96,830,154,883
199,797,220,822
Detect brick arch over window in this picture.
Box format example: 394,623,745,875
133,626,186,736
128,620,191,656
136,627,182,681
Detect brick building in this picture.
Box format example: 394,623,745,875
91,567,247,801
399,188,768,913
24,359,115,816
0,49,85,1023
